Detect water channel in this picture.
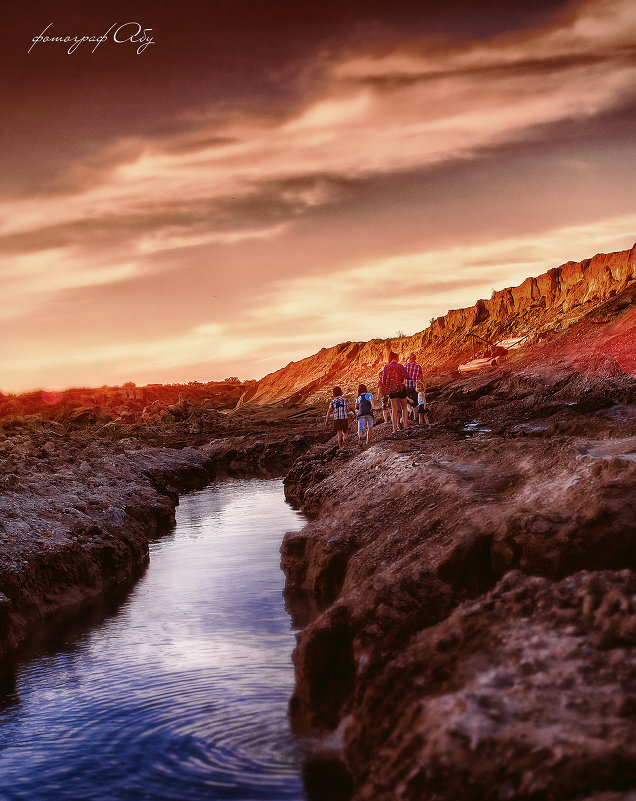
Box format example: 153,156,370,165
0,478,308,800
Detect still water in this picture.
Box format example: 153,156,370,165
0,478,307,801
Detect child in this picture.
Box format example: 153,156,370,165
325,386,354,448
415,381,431,426
355,383,374,446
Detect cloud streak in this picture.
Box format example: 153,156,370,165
5,0,635,244
2,0,636,391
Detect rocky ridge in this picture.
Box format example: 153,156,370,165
279,289,636,800
239,243,636,407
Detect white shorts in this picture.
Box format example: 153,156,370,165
357,415,373,432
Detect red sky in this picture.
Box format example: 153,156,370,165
2,0,636,392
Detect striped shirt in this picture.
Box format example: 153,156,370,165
404,360,423,389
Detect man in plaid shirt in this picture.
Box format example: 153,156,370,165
404,352,423,415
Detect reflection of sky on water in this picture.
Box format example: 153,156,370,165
0,478,307,801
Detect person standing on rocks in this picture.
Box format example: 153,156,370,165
355,383,374,446
404,352,423,419
325,386,354,448
381,352,409,433
414,380,431,426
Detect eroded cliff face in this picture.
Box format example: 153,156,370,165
240,243,636,407
280,300,636,800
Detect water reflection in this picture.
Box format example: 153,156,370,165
0,478,307,801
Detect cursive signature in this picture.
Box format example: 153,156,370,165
28,22,155,55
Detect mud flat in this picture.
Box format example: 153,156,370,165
0,409,328,660
281,360,636,800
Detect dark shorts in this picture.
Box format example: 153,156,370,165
417,404,428,414
388,388,407,400
333,419,349,432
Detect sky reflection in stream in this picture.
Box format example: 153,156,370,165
0,478,306,801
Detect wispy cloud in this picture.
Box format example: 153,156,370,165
4,0,635,252
2,0,635,391
244,213,636,344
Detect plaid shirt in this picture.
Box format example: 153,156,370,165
329,396,350,420
403,360,423,389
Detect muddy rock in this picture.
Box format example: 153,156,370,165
347,570,636,801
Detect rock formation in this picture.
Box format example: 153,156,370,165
240,243,636,407
280,285,636,799
0,378,255,425
1,241,636,800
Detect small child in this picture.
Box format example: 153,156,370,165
325,386,354,448
355,383,374,446
415,381,431,426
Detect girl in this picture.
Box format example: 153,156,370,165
415,381,431,426
325,386,353,448
355,383,374,446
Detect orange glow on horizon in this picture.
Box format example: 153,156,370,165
1,0,635,393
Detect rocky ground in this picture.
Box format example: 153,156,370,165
0,406,329,660
2,276,636,800
281,350,636,801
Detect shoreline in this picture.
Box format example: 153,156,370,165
0,414,328,662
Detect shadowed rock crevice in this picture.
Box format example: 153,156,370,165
290,605,356,733
436,529,498,598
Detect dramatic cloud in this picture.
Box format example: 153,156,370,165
2,0,635,391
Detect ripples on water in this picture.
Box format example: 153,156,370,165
0,479,307,801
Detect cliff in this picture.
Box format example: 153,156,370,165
239,243,636,406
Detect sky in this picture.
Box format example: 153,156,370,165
2,0,636,393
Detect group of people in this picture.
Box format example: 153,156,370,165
325,351,431,448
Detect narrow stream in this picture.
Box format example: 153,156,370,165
0,478,307,800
